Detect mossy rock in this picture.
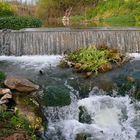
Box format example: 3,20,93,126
79,106,92,124
43,86,71,107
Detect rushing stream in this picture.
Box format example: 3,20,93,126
0,54,140,140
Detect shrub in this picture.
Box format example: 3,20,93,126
0,2,16,17
0,16,42,30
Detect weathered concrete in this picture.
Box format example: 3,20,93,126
0,28,140,55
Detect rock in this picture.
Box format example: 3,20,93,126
14,94,44,131
0,131,31,140
0,99,8,105
43,86,71,107
60,60,70,68
127,76,135,83
85,72,92,78
79,106,92,124
4,77,39,93
98,63,112,73
0,89,11,95
74,63,82,69
1,93,12,101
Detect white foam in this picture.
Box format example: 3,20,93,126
78,95,136,140
45,92,137,140
0,55,62,70
128,53,140,60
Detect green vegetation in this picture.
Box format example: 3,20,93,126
0,108,37,139
36,0,140,27
61,45,127,75
0,2,16,17
36,0,99,20
0,16,42,30
43,86,71,107
0,71,6,82
0,2,42,29
84,0,140,26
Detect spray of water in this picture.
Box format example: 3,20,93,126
44,87,137,140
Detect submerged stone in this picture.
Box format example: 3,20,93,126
43,86,71,107
76,133,92,140
127,76,135,83
98,63,112,73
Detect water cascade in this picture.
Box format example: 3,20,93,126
44,87,137,140
0,28,140,55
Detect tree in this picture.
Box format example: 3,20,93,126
36,0,101,20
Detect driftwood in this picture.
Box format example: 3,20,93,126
62,7,72,26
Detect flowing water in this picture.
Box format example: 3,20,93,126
0,54,140,140
1,28,140,56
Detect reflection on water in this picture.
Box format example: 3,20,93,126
44,18,140,28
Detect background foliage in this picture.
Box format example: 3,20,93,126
0,16,42,30
0,2,16,17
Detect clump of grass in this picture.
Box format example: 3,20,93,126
60,45,128,75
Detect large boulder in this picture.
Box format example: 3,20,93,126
4,77,39,93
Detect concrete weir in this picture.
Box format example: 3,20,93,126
0,28,140,55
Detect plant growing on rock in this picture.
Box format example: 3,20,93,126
0,72,6,82
0,108,37,139
60,45,128,76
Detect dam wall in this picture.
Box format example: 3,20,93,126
0,28,140,55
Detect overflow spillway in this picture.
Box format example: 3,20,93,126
0,28,140,55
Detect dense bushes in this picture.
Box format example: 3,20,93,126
0,16,42,30
0,2,16,17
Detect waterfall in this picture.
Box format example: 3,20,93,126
0,28,140,55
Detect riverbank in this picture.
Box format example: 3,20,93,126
71,0,140,27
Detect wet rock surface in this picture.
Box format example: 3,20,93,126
0,130,31,140
4,77,39,93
